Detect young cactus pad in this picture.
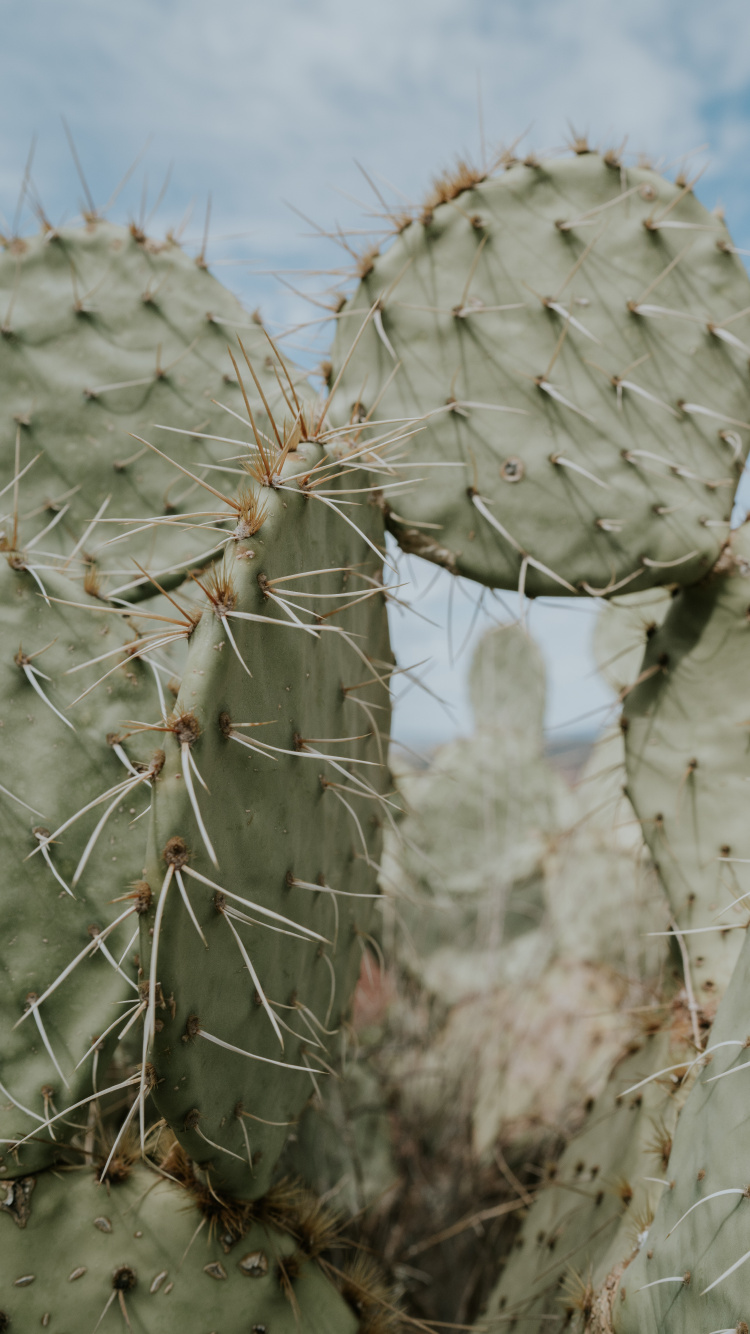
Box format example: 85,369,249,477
0,559,163,1177
330,152,750,596
612,927,750,1330
139,444,392,1197
0,1161,360,1332
622,523,750,1004
0,219,296,589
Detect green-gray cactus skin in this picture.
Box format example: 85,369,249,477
330,152,750,597
0,559,164,1179
482,999,697,1330
393,623,565,964
0,1162,361,1331
593,587,672,697
138,447,393,1198
0,219,299,594
611,926,750,1331
622,523,750,1001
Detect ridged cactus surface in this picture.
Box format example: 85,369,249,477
331,153,750,595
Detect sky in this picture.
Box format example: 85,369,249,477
3,0,750,750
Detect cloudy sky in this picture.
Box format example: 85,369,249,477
3,0,750,749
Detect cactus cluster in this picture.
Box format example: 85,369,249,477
0,215,400,1328
4,137,750,1332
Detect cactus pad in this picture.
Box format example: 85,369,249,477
0,1160,360,1331
0,558,165,1178
0,220,297,590
139,446,392,1197
612,928,750,1331
622,524,750,1000
330,153,750,596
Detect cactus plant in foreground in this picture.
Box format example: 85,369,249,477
0,218,290,590
330,151,750,597
0,1155,369,1331
138,440,393,1197
0,200,401,1329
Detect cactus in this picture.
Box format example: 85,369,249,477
0,555,166,1178
368,627,668,1260
482,995,698,1328
1,210,394,1233
0,1156,370,1331
0,219,293,592
392,622,567,972
329,151,750,597
137,441,392,1197
7,142,750,1332
593,587,671,697
610,926,750,1330
622,523,750,1006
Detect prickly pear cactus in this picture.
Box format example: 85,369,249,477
0,219,295,590
139,445,392,1197
612,927,750,1331
330,152,750,595
622,524,750,1000
482,995,698,1330
0,1159,362,1331
393,622,566,970
593,588,672,697
0,558,164,1179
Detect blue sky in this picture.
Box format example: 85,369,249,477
3,0,750,749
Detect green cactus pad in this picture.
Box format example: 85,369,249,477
0,560,164,1178
593,588,672,696
612,928,750,1331
622,524,750,1000
330,152,750,596
0,1160,359,1331
483,1004,696,1330
0,220,301,592
139,445,392,1198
